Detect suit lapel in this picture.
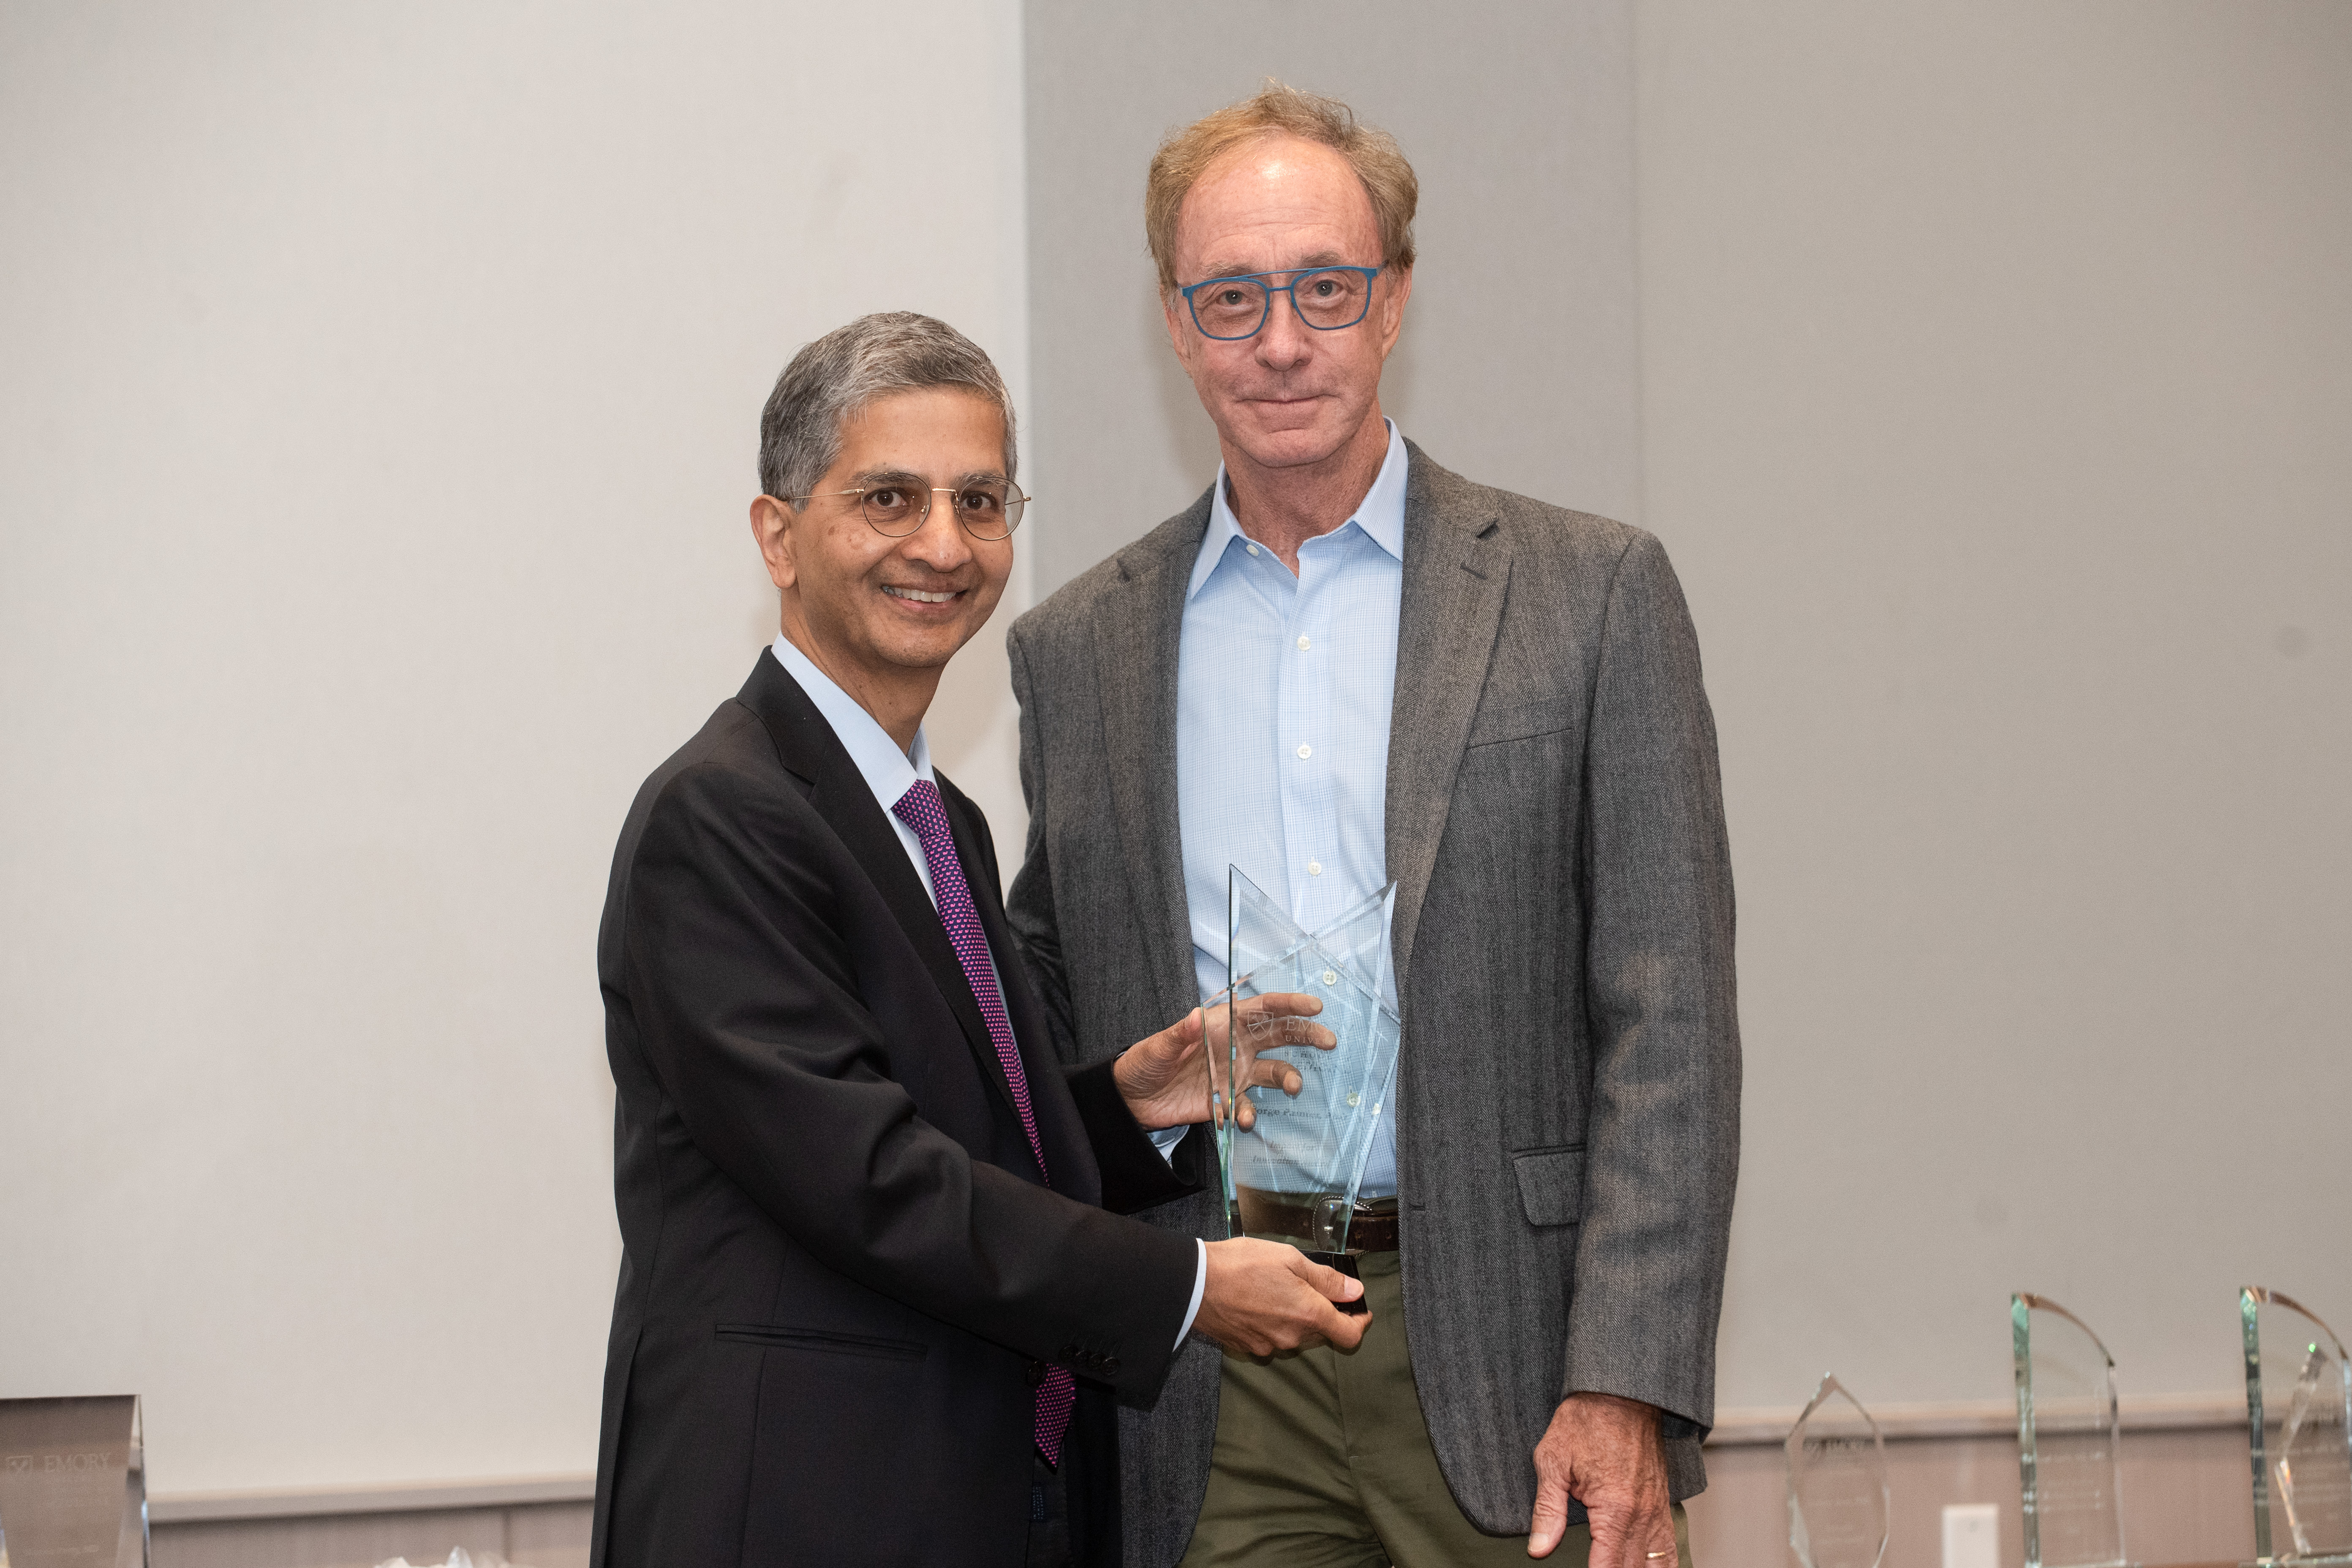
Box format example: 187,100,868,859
1385,444,1512,984
1093,497,1214,1028
736,653,1019,1123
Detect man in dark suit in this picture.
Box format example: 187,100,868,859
591,312,1366,1568
1005,87,1740,1567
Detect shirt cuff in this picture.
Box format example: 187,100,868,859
1174,1238,1207,1350
1147,1122,1190,1162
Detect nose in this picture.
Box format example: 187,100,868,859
900,489,974,570
1255,288,1312,371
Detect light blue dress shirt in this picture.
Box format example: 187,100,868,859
770,635,1208,1339
1176,420,1407,1198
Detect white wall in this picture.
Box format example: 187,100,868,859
0,0,1029,1493
1638,1,2352,1413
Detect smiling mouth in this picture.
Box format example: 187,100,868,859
882,585,960,604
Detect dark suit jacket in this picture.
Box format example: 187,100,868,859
1006,445,1740,1562
590,650,1199,1568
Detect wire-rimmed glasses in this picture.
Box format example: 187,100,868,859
1179,265,1383,341
776,476,1029,541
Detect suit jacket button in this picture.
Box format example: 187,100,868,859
1101,1356,1121,1377
1060,1344,1080,1359
1025,1360,1046,1387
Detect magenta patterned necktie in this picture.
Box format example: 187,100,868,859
890,778,1076,1466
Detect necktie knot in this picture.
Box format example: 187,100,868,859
891,779,952,844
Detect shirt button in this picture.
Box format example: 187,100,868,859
1245,543,1260,556
1307,860,1323,877
1296,744,1312,760
1296,635,1311,651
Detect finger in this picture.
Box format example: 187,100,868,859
1584,1501,1628,1568
1527,1473,1571,1559
1242,1057,1305,1097
1639,1516,1678,1568
1242,991,1324,1022
1318,1297,1369,1350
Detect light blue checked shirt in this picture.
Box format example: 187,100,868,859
1177,420,1407,1197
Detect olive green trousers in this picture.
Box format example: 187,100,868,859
1179,1251,1693,1568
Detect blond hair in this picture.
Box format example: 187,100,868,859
1144,81,1418,295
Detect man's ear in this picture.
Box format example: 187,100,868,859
750,494,798,592
1162,291,1196,370
1374,265,1413,359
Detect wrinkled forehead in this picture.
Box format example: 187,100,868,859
1176,134,1380,280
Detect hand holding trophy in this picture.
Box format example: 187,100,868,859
1113,991,1337,1131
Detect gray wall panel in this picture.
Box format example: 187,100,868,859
1023,1,1641,595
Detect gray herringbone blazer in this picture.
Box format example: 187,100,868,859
1004,443,1740,1565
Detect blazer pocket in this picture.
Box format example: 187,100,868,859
1466,694,1577,748
1512,1144,1587,1228
714,1323,928,1362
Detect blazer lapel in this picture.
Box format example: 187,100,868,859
1093,496,1214,1028
1385,444,1512,984
736,654,1018,1123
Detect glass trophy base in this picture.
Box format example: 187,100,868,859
2239,1557,2352,1568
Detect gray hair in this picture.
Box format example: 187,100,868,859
758,312,1018,501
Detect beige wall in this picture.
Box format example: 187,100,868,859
1637,0,2352,1413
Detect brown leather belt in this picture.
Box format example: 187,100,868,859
1239,1196,1401,1254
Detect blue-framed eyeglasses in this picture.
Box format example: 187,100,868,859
1179,265,1383,341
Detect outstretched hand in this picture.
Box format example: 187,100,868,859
1528,1392,1673,1563
1112,992,1334,1131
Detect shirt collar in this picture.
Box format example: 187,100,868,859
768,634,934,810
1185,418,1409,602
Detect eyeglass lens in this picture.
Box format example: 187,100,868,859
861,481,1025,540
1192,269,1372,339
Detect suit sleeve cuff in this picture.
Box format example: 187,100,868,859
1064,1057,1202,1215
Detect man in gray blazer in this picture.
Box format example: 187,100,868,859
1003,84,1740,1568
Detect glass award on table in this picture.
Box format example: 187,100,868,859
2014,1294,2132,1568
1208,866,1400,1304
2242,1288,2352,1565
0,1395,148,1568
1787,1374,1890,1568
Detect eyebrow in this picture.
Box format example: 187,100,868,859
851,468,1009,487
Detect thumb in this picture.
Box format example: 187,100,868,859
1527,1470,1571,1559
1290,1255,1365,1304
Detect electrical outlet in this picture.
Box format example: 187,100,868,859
1943,1503,1999,1568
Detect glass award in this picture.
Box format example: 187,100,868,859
2242,1287,2352,1565
0,1395,148,1568
1787,1374,1890,1568
2014,1294,2131,1568
1209,866,1400,1294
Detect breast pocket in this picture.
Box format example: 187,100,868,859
1466,693,1578,748
1512,1144,1587,1228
